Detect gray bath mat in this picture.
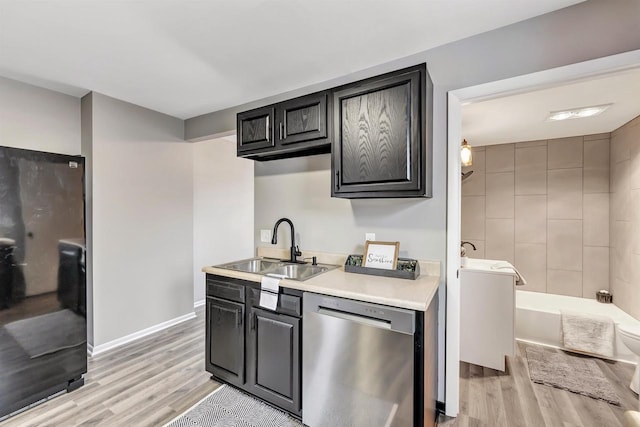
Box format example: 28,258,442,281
525,347,620,405
165,385,302,427
4,309,86,358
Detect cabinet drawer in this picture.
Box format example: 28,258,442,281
250,288,301,317
207,278,246,303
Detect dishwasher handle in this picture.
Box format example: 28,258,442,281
304,292,415,335
317,307,392,330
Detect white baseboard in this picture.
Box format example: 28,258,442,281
194,299,206,309
88,311,196,357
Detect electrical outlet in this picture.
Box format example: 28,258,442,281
260,229,272,243
365,233,375,241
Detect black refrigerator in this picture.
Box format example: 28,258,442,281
0,146,87,419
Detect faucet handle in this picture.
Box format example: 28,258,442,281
294,245,302,256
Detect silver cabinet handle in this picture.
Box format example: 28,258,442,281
317,307,391,330
279,122,283,140
265,116,270,142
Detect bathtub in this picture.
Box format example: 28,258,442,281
516,290,638,363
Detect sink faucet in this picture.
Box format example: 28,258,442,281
271,217,302,263
461,241,476,257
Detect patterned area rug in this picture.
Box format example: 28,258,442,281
165,385,302,427
525,347,621,405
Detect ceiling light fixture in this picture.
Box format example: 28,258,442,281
461,139,472,167
547,104,612,121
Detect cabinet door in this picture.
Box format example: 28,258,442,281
237,106,275,153
276,92,328,146
332,65,429,198
247,307,301,415
206,297,245,385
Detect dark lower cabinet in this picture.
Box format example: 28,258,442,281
206,296,245,386
205,274,302,418
247,307,301,416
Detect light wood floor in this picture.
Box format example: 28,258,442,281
1,306,221,427
439,341,640,427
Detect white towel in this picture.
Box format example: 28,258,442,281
259,274,285,311
561,309,615,358
490,261,528,286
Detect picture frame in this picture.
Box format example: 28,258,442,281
363,241,400,270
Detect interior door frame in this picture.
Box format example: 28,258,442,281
444,49,640,417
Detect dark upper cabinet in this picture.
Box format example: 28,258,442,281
332,64,432,198
237,91,331,160
237,106,275,153
206,296,245,386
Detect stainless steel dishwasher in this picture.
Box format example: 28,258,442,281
303,292,416,427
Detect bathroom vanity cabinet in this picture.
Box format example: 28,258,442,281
460,259,517,371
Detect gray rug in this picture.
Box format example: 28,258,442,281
4,309,86,358
525,347,621,405
166,385,302,427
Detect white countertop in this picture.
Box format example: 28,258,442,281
202,260,440,312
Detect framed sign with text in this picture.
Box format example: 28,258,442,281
363,241,400,270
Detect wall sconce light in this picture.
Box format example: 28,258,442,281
461,139,473,167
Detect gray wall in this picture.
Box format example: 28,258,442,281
193,138,254,304
84,92,194,347
0,76,81,154
610,115,640,321
255,155,443,258
461,136,611,298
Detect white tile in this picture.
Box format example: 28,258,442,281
485,218,514,263
584,133,611,141
547,168,582,220
548,136,583,169
583,193,609,247
515,140,547,149
547,269,582,297
613,221,633,283
583,246,609,299
486,172,514,219
547,220,582,271
583,138,609,194
462,170,485,196
515,243,546,293
515,195,546,244
611,160,631,221
611,129,631,163
632,189,640,255
486,144,514,173
461,196,485,241
515,146,547,195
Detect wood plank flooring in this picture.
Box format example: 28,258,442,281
1,306,221,427
439,341,640,427
3,308,638,427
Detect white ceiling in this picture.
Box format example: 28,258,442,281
0,0,584,119
462,67,640,146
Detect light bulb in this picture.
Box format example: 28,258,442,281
461,140,473,167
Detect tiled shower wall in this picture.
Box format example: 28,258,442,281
461,134,611,298
610,115,640,321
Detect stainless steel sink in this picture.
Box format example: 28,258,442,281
266,264,333,281
216,258,284,274
214,257,337,281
